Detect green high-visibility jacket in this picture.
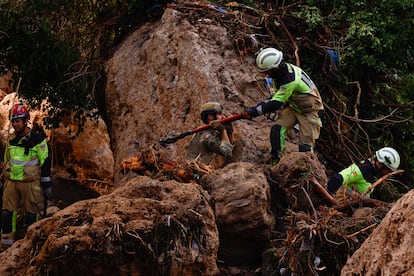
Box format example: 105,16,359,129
271,63,323,114
4,130,50,182
339,163,372,193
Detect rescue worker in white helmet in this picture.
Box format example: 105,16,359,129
1,103,52,251
242,48,324,165
327,147,400,202
186,102,236,169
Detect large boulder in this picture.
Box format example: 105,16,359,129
202,162,275,265
50,115,114,181
0,176,219,276
105,8,275,183
341,189,414,275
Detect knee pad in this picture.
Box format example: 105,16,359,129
1,210,14,233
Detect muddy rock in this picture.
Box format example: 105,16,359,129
0,176,219,276
268,151,328,211
202,162,275,265
105,8,274,184
341,189,414,276
50,115,114,181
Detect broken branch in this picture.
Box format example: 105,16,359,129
363,169,405,197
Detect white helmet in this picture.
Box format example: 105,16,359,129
256,48,283,72
376,147,400,171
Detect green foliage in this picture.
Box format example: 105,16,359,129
293,0,414,182
381,74,414,171
0,0,152,127
291,5,324,32
0,2,79,97
322,0,413,77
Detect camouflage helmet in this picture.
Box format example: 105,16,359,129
200,102,223,124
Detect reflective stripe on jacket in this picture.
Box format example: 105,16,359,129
271,63,323,113
5,130,50,181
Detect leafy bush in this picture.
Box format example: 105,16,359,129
0,0,156,127
285,0,413,181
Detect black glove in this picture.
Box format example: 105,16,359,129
246,106,260,118
41,180,53,198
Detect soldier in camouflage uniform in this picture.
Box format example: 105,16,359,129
186,102,237,169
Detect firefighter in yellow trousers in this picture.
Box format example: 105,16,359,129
243,48,324,165
1,103,52,251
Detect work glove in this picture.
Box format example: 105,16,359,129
241,111,252,120
245,100,283,119
41,180,53,198
219,141,234,158
245,106,260,119
209,120,225,133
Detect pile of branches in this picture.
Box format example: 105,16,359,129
261,151,402,274
263,205,390,275
119,145,212,183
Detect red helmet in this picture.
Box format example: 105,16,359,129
12,103,29,120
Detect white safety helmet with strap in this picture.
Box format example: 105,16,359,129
376,147,400,171
256,47,283,72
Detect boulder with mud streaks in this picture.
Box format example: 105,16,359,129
341,190,414,276
202,162,275,265
0,176,219,276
